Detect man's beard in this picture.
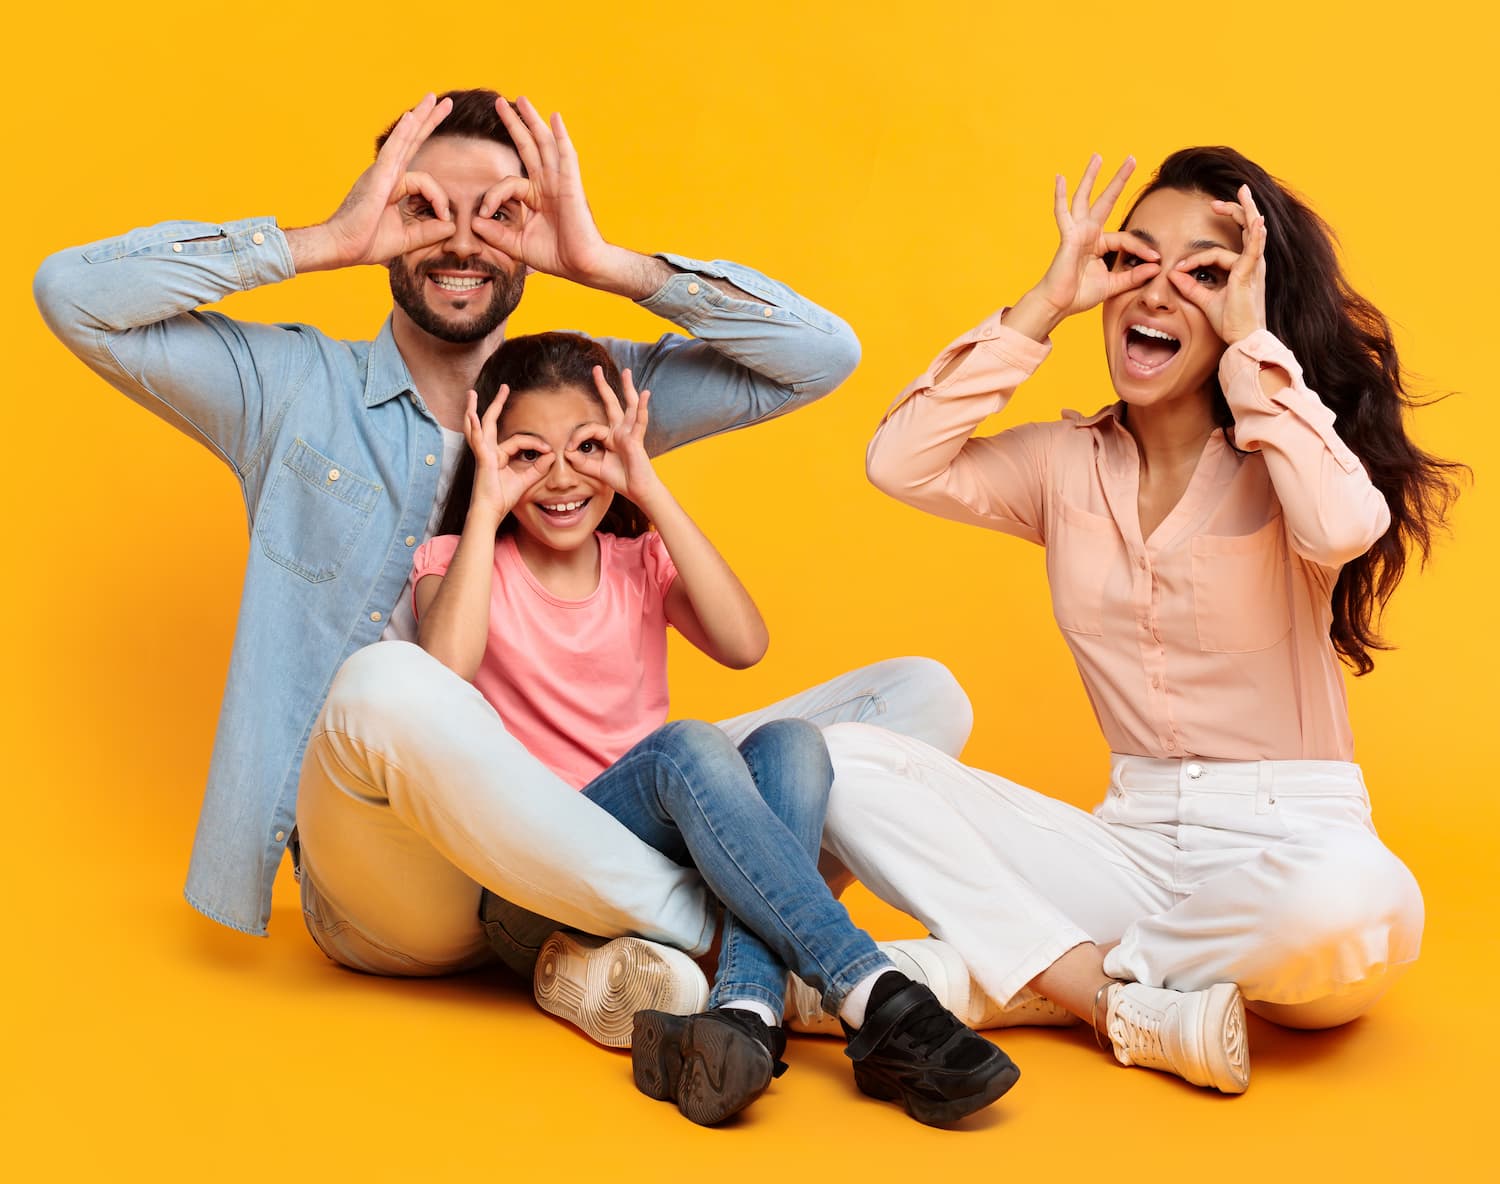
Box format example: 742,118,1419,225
388,253,527,344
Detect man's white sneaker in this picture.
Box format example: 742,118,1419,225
785,938,1075,1035
1105,981,1250,1094
533,931,708,1048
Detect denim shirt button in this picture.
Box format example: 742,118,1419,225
274,830,285,842
252,232,266,246
369,611,382,623
763,307,774,318
687,282,700,295
425,454,436,466
172,243,183,253
405,535,416,547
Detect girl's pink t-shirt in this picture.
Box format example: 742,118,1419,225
412,531,678,790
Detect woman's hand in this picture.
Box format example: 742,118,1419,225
1167,184,1268,345
464,386,553,522
1008,156,1161,342
566,367,661,503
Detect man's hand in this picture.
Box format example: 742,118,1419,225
472,96,669,299
288,94,457,273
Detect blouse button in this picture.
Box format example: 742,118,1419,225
1186,762,1205,780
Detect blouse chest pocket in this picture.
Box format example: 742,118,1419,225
1047,501,1122,637
1190,514,1293,653
254,439,383,584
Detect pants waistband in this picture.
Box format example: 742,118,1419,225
1109,754,1367,797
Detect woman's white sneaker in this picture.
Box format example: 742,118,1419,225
786,938,1075,1034
533,931,708,1048
1105,981,1250,1094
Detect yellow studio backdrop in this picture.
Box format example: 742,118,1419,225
4,1,1495,1178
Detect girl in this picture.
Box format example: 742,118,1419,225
821,148,1464,1093
411,331,1018,1125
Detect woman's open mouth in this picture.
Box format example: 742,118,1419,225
1123,324,1181,377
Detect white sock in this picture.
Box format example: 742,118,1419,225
838,966,899,1028
722,998,778,1027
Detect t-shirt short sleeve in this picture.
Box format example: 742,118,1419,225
639,530,679,601
410,534,463,618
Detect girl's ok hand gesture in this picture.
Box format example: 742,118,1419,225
1031,154,1162,320
566,367,660,502
1167,184,1269,346
463,386,553,523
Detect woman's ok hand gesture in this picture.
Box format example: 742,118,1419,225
463,386,553,524
565,368,661,504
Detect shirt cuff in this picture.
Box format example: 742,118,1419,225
635,251,841,334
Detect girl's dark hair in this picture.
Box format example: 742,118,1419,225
436,332,650,540
1120,146,1466,675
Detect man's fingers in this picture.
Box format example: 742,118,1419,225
552,111,580,175
515,96,560,174
404,171,451,221
495,97,544,179
409,95,453,162
478,175,531,220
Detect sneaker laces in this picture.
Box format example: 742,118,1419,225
1107,991,1168,1069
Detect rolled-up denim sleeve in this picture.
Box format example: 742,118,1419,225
33,218,312,475
599,253,861,455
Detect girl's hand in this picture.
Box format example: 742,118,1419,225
566,367,659,501
1030,155,1162,319
1167,184,1268,346
463,386,553,521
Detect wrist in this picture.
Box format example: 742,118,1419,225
1003,289,1067,343
284,225,344,274
579,245,671,300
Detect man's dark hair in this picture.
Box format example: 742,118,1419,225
375,89,519,158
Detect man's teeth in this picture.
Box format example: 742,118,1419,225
431,276,486,291
1131,324,1178,343
543,501,587,512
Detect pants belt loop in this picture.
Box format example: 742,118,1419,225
1255,761,1275,815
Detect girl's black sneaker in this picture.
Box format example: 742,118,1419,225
632,1006,787,1126
843,972,1020,1125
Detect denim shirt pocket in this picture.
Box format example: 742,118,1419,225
254,438,382,583
1048,501,1122,637
1190,514,1293,653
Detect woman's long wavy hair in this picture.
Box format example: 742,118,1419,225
437,332,650,540
1118,147,1466,674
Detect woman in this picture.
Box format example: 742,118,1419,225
819,148,1464,1093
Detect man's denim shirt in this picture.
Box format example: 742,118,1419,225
34,218,860,936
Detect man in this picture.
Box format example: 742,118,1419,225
34,89,972,1041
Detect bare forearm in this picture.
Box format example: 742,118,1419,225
636,481,768,669
416,516,502,679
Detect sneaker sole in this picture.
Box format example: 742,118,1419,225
1200,983,1250,1094
632,1011,774,1126
853,1049,1020,1126
533,932,708,1049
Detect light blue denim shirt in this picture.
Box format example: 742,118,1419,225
33,218,860,936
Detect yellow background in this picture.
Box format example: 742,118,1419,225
5,1,1496,1178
